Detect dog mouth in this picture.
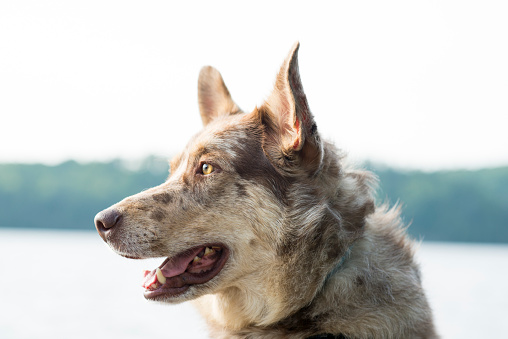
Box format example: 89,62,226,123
141,244,229,300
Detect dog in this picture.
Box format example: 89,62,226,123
95,42,438,338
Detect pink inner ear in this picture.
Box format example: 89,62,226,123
293,118,301,149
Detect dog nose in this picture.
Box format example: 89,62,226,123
95,208,122,241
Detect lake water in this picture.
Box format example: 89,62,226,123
0,229,507,339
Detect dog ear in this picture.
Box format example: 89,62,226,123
259,42,323,174
198,66,242,126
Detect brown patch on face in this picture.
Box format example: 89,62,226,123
229,122,290,202
150,208,166,222
153,192,173,204
235,182,248,197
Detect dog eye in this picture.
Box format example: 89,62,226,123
201,163,214,175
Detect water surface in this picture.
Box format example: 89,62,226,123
0,229,507,338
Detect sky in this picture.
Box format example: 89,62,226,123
1,1,507,171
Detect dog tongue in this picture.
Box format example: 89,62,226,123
142,247,204,289
160,256,193,277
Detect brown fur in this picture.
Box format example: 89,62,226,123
95,43,438,338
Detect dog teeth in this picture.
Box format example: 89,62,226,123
192,246,221,264
156,268,166,285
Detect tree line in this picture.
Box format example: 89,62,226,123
0,156,506,243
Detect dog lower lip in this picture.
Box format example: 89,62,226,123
142,244,229,300
124,255,143,260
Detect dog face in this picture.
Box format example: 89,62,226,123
95,43,374,326
97,114,290,302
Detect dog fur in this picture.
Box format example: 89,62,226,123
95,43,438,338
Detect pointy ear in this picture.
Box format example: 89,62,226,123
259,42,323,174
198,66,242,126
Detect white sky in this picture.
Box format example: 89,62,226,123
1,1,507,170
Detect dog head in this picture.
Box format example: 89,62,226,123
95,43,375,326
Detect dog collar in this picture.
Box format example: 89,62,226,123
323,245,353,284
305,248,352,339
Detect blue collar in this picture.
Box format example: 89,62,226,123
323,245,353,286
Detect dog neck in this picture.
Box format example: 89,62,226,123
194,242,357,336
